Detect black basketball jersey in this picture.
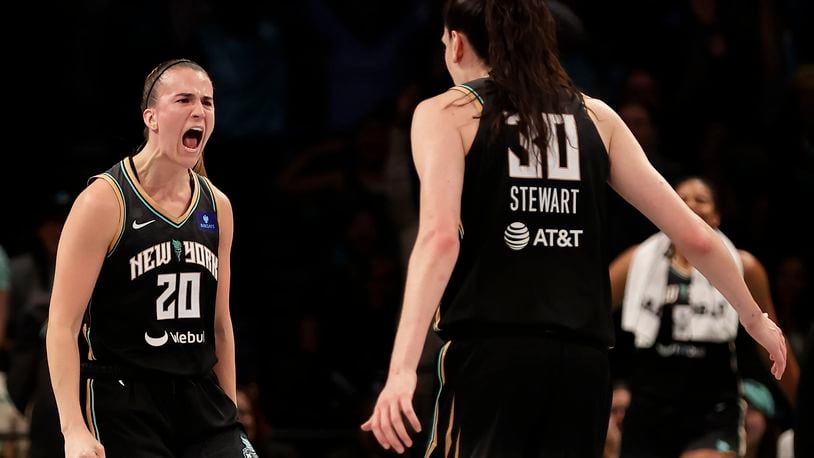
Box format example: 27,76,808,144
436,78,613,347
633,267,738,400
83,158,220,376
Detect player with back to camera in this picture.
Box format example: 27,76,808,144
361,1,787,457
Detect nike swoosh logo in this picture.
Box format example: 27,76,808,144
144,331,169,347
132,219,156,230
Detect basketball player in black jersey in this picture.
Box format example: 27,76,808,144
46,59,255,457
361,1,788,456
609,176,799,457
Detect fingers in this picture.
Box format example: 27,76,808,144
380,403,405,453
772,329,787,380
365,409,390,451
362,398,419,454
400,397,422,433
774,348,787,380
389,402,413,451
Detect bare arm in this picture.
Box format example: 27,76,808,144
586,97,786,379
386,102,465,377
47,180,118,456
211,187,237,405
362,93,468,453
609,245,637,312
741,250,800,403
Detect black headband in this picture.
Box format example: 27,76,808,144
144,59,194,109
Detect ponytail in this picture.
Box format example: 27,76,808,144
445,0,578,155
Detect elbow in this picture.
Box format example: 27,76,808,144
418,227,460,257
679,223,716,256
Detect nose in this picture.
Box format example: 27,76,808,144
191,99,205,118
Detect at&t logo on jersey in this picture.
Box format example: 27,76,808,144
504,222,584,250
504,222,530,250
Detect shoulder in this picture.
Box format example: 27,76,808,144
57,179,123,251
613,243,641,265
413,89,481,128
739,249,767,276
582,94,621,125
78,178,123,217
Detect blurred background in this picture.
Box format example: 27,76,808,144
0,0,812,457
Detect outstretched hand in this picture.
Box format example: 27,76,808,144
742,312,787,380
361,371,422,454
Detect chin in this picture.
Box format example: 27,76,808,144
178,151,202,169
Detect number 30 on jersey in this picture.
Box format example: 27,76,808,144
507,113,580,181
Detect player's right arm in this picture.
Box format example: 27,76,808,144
47,178,118,458
362,91,469,453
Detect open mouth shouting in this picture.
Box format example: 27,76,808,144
182,127,204,152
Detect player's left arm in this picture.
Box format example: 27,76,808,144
212,185,237,405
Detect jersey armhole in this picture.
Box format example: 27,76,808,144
90,174,126,255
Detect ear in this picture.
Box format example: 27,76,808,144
451,30,465,63
710,212,721,228
143,108,158,131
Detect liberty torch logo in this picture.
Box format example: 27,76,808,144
504,222,530,250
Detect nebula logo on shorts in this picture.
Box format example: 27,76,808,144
241,435,258,458
504,222,530,250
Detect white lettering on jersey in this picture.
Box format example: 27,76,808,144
130,241,217,280
510,186,579,213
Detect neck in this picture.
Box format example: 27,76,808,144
670,245,692,271
132,145,189,193
455,65,491,85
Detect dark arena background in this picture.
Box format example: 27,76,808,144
0,1,812,457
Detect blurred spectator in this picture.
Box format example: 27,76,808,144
620,68,662,114
741,378,779,458
0,244,29,456
301,0,434,133
795,322,814,457
0,246,9,359
777,427,794,458
548,0,599,94
200,0,290,137
7,190,72,458
618,102,682,183
603,379,631,458
773,254,811,359
237,384,299,458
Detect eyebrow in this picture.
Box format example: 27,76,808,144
174,92,214,102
